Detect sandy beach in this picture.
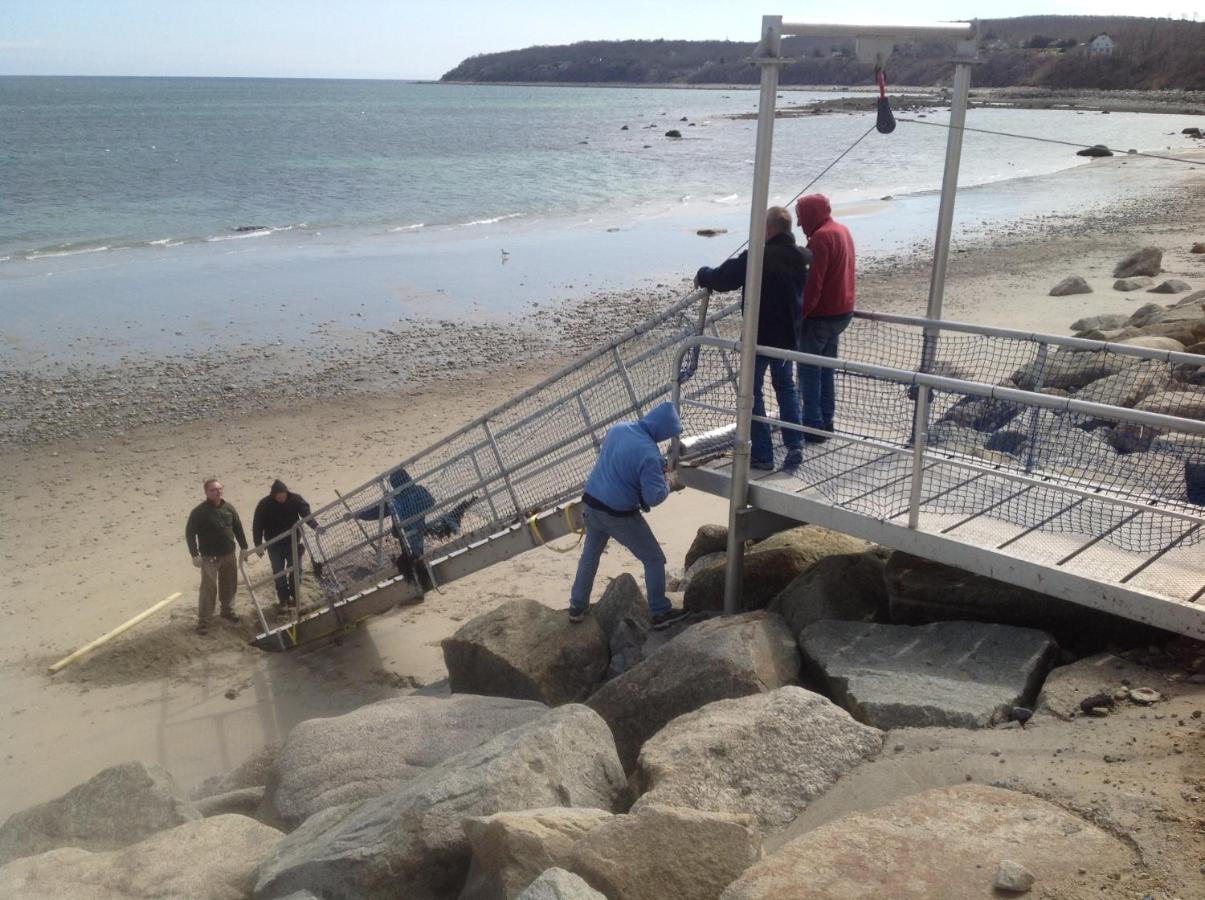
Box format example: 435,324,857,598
2,146,1204,893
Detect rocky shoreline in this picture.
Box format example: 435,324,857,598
3,171,1202,451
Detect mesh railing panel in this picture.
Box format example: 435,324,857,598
676,316,1205,554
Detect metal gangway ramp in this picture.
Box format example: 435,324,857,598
672,311,1205,641
241,291,741,649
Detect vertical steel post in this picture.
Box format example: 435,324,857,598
723,16,783,616
907,40,977,530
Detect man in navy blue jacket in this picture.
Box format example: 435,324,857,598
569,402,689,630
695,205,810,469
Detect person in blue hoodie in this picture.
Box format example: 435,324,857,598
569,401,690,630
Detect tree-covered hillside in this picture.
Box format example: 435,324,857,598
441,16,1205,90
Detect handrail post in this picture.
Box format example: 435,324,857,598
724,15,783,616
483,420,523,516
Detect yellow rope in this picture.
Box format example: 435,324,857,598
527,505,585,553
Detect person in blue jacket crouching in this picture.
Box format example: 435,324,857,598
569,401,690,630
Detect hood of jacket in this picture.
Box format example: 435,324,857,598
795,194,832,238
639,402,682,443
270,479,288,495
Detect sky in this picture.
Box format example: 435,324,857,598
0,1,1195,80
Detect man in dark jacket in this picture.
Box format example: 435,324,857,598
569,402,689,630
795,194,856,442
252,479,312,608
695,206,810,470
185,477,249,634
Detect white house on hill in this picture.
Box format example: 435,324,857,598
1088,34,1116,56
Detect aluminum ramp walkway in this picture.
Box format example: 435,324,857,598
241,289,741,649
672,311,1205,640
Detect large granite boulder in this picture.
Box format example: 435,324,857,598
195,786,267,819
684,526,870,612
1012,348,1134,391
938,395,1023,432
1070,313,1130,332
720,784,1130,899
1113,246,1163,278
1048,275,1091,296
1136,387,1205,420
461,808,612,900
587,612,799,771
799,620,1058,728
0,762,200,864
269,694,548,828
632,687,882,830
684,524,728,570
0,814,282,900
1071,364,1168,408
515,868,605,900
884,552,1140,651
568,805,761,900
768,549,889,638
254,705,626,900
1127,300,1168,328
443,599,609,705
1036,652,1158,720
679,550,725,596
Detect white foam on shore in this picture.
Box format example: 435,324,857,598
388,223,425,232
459,213,523,227
710,193,740,204
205,229,273,242
25,245,110,260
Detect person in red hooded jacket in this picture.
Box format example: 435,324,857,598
794,194,856,442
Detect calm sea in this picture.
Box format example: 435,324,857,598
0,77,1199,365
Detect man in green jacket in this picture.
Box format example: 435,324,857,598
185,477,249,634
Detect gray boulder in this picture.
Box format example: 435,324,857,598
1116,335,1185,352
768,549,890,638
1070,313,1129,332
938,395,1023,432
0,762,200,864
1112,276,1154,292
515,868,605,900
684,524,728,569
591,574,652,679
1127,301,1168,327
0,814,282,900
443,599,609,706
1149,278,1191,294
679,550,725,595
632,687,882,830
1113,246,1163,278
719,784,1130,899
1075,144,1112,157
1071,364,1168,408
1136,387,1205,419
799,620,1057,728
685,526,870,612
1048,275,1091,296
254,705,626,900
269,694,548,828
461,808,612,900
884,552,1139,651
588,612,799,771
568,805,761,900
1013,348,1134,391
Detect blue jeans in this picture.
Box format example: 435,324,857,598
267,542,296,604
569,506,670,616
797,314,853,432
752,355,802,466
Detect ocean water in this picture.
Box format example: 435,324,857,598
1,77,1200,366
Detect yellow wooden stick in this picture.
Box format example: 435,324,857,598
48,591,184,674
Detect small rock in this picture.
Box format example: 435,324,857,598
1049,276,1092,297
993,859,1035,893
1076,144,1112,157
696,228,728,238
1112,276,1154,292
1081,691,1117,710
665,130,682,139
1113,247,1163,278
1148,279,1191,294
1191,242,1205,254
224,688,237,700
1127,687,1162,705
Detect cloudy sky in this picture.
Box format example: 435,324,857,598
1,1,1189,80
